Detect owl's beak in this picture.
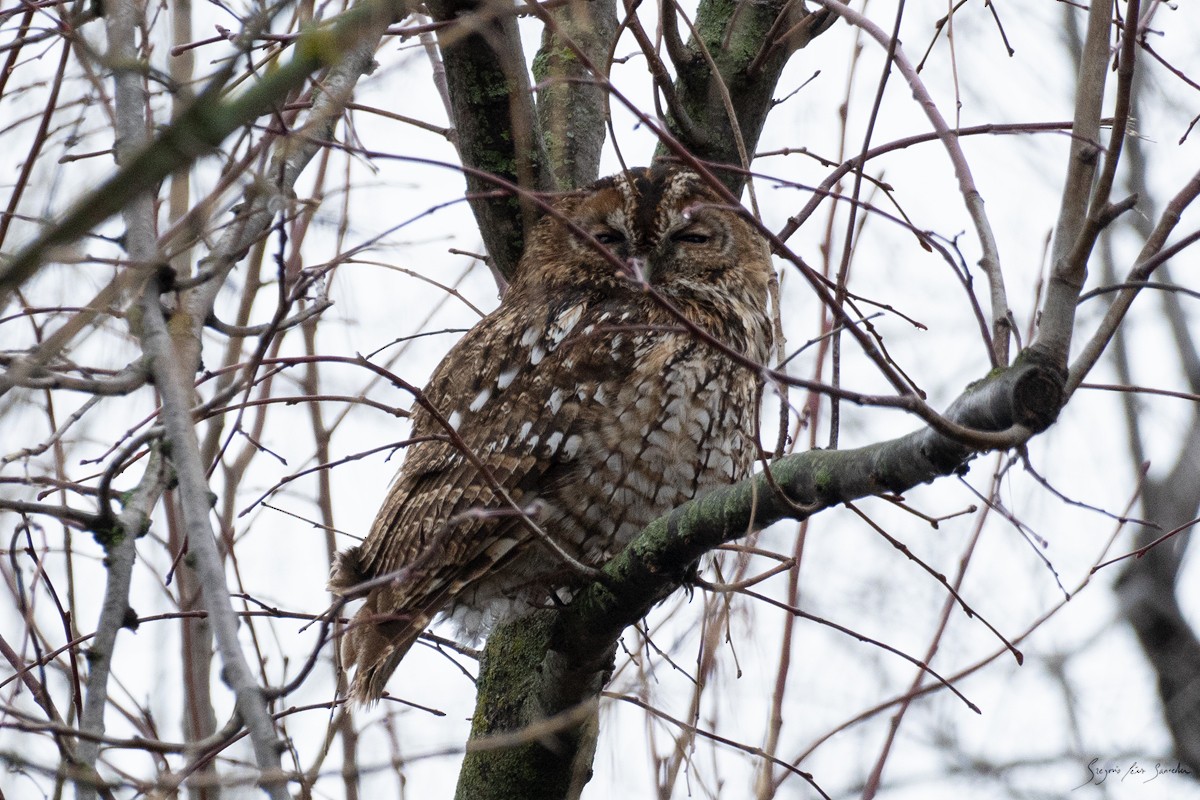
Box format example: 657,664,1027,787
626,256,650,285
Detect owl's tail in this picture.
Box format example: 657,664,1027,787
329,545,433,705
340,598,430,704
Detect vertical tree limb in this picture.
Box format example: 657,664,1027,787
75,3,169,796
532,0,617,189
1035,0,1113,362
1107,38,1200,775
56,3,407,797
662,0,818,195
75,450,166,799
137,285,291,799
427,0,550,280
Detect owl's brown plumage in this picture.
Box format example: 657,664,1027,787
330,164,774,702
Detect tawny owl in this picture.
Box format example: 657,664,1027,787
330,164,774,702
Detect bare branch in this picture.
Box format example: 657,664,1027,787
813,0,1010,364
1034,0,1114,362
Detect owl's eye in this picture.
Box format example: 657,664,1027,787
672,230,711,245
594,230,626,246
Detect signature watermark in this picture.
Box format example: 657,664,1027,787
1074,757,1194,789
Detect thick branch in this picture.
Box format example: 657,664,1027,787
76,4,169,794
532,0,617,190
1034,0,1114,361
663,0,833,196
137,281,291,799
461,349,1066,796
429,0,549,280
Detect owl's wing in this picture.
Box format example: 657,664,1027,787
330,290,628,701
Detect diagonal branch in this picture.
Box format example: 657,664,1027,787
0,0,409,305
459,348,1066,798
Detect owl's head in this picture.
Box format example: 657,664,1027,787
515,164,773,308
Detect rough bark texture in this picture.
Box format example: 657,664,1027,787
427,0,548,280
664,0,832,194
455,612,607,800
532,0,617,191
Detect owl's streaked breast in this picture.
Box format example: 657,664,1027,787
442,296,769,641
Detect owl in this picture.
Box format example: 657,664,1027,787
330,163,775,702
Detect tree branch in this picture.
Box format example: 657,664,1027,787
428,0,549,280
460,349,1066,796
0,0,409,303
75,4,169,793
1034,0,1114,362
813,0,1010,364
137,269,291,800
662,0,834,196
532,0,617,189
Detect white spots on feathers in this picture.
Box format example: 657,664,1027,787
517,304,588,371
624,471,657,500
470,388,491,412
610,334,624,357
447,410,463,431
549,304,585,346
497,367,519,390
646,429,673,451
562,434,582,459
